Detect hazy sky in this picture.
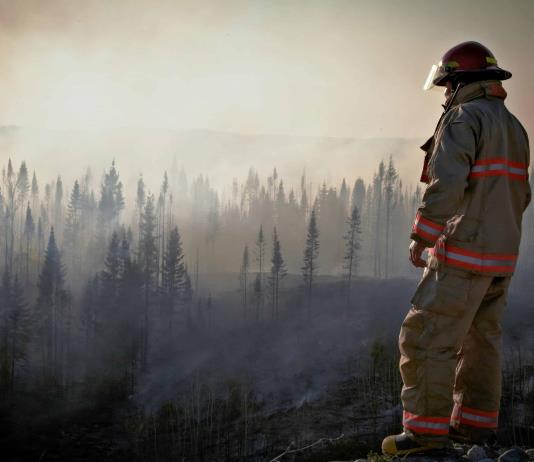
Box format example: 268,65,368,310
1,0,534,139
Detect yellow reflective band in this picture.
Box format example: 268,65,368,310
486,56,497,64
446,61,460,68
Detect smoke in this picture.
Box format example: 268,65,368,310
1,0,533,198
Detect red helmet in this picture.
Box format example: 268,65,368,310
424,41,511,90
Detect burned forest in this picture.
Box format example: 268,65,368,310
1,155,534,461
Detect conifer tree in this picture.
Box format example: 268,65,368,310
255,225,266,319
100,231,122,309
343,206,362,310
384,156,398,279
373,161,386,278
17,162,30,206
300,171,308,216
269,227,287,319
64,180,82,274
98,161,125,232
302,209,319,318
23,204,35,283
36,217,44,274
54,176,63,240
136,175,146,248
161,226,185,337
158,172,169,286
36,228,70,382
138,194,157,369
31,171,39,213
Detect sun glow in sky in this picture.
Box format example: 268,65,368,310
1,0,534,138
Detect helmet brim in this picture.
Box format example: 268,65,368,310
433,67,512,87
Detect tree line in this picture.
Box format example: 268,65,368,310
2,154,533,396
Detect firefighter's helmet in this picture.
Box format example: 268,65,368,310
423,41,512,90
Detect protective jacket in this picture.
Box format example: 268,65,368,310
411,80,531,276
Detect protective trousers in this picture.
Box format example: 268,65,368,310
399,265,511,445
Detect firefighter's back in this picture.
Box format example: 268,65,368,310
446,91,531,274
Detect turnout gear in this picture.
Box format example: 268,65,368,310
397,48,530,446
423,41,511,91
412,80,531,277
400,265,510,445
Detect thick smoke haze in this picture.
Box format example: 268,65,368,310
1,0,534,190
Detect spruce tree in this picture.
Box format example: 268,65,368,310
136,175,146,249
36,228,70,381
343,206,362,310
373,161,386,278
269,227,287,320
255,226,265,319
161,226,185,337
384,156,398,279
300,171,308,216
100,231,122,312
98,161,125,232
31,171,39,213
302,209,319,318
138,194,157,369
36,217,44,274
54,176,63,240
17,162,30,206
64,180,82,273
23,203,35,283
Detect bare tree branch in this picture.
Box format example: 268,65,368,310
269,433,345,462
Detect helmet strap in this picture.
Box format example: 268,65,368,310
444,81,464,112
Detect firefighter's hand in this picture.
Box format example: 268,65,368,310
409,240,428,268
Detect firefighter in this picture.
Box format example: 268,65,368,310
382,41,531,456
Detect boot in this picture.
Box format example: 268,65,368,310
381,432,439,456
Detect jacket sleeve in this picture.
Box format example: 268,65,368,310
411,108,477,247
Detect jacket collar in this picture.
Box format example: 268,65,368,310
446,80,507,108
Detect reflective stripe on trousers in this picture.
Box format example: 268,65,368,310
451,404,499,429
403,411,449,435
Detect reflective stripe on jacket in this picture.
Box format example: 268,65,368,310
411,80,531,276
